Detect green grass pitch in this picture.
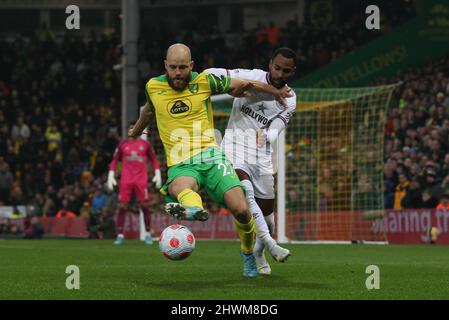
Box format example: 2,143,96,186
0,239,448,300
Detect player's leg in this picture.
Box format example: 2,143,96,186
236,169,277,252
168,176,200,205
223,187,257,277
136,182,153,245
224,187,255,253
204,151,257,277
164,173,209,221
256,198,276,235
114,202,128,245
255,191,290,259
114,182,132,245
238,169,290,266
253,197,288,274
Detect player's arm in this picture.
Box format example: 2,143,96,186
230,78,292,106
130,81,155,138
106,143,122,191
205,71,292,106
129,102,153,138
257,102,296,147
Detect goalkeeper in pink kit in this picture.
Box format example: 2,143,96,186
106,123,162,245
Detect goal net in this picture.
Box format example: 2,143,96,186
277,85,400,243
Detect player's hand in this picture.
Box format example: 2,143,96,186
257,127,267,148
152,169,162,189
229,82,254,98
106,170,117,191
128,127,139,139
275,85,293,107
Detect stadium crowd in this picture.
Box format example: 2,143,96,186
381,55,449,209
1,3,442,238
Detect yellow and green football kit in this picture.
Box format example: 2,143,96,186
145,71,255,255
145,71,239,207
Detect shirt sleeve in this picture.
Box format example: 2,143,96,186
144,80,154,110
109,142,122,171
205,72,231,95
204,68,229,78
276,95,297,125
266,96,296,144
205,68,264,81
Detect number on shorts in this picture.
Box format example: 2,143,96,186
217,163,232,176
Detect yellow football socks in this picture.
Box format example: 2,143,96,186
234,215,255,254
177,189,204,209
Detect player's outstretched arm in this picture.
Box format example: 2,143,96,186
106,144,121,191
228,78,292,107
129,103,152,138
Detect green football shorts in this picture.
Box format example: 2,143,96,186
160,147,242,207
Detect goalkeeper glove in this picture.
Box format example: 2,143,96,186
106,170,117,191
152,169,162,189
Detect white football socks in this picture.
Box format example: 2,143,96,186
254,213,275,255
241,180,276,251
265,213,275,236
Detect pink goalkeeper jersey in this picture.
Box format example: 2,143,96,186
109,139,160,184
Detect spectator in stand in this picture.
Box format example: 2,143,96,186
436,191,449,210
440,153,449,177
56,199,77,218
401,176,423,209
394,173,409,210
255,22,267,46
0,159,14,205
91,186,107,215
266,22,280,48
384,179,395,209
87,186,106,239
24,216,44,239
11,116,30,141
421,168,442,208
45,124,62,153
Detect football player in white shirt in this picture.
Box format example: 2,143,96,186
205,47,297,275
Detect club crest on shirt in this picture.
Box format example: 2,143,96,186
188,83,199,94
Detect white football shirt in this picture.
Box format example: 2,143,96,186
206,68,296,175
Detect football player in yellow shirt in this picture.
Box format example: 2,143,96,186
130,43,291,277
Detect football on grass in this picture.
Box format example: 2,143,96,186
159,225,195,260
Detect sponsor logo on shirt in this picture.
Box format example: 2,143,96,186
256,103,267,115
240,104,269,125
126,151,143,162
167,99,192,118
